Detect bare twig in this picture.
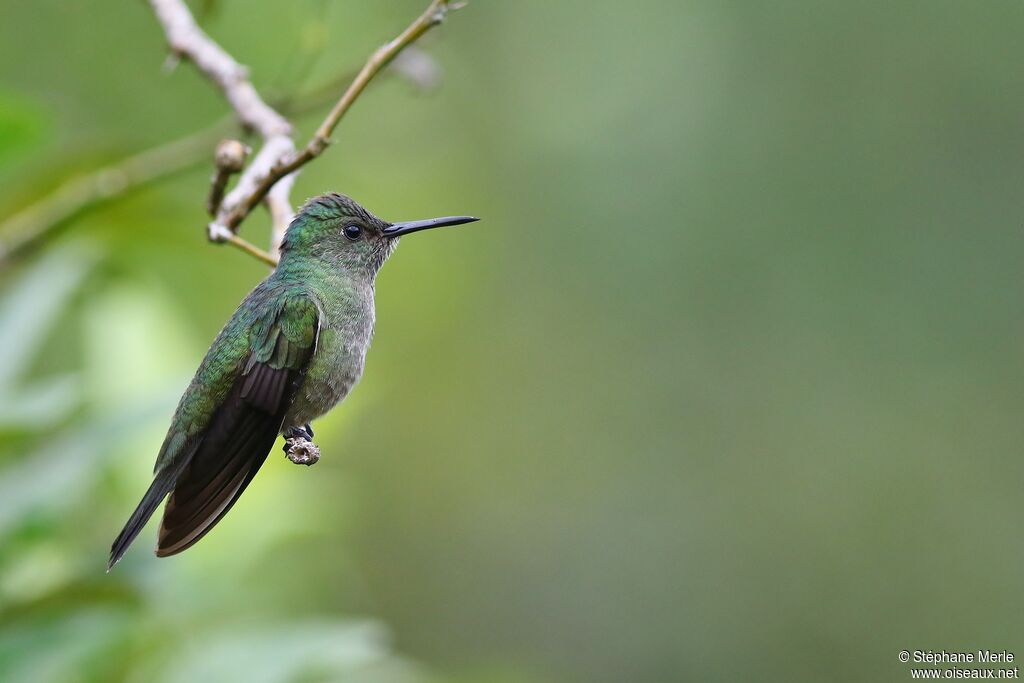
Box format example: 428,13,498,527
149,0,291,139
149,0,296,260
206,139,249,216
1,2,463,268
217,0,464,237
224,233,278,267
0,50,442,266
266,175,295,260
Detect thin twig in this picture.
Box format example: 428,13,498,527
149,0,296,258
265,175,295,260
224,233,277,266
217,0,463,234
206,139,249,216
149,0,291,139
0,53,441,266
2,2,462,268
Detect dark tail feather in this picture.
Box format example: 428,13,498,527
155,414,279,557
108,470,176,570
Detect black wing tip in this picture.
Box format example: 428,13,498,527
108,537,128,571
106,470,178,573
108,524,139,570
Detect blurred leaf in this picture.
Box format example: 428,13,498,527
0,241,98,388
161,620,421,683
0,542,76,606
0,403,162,539
0,375,81,429
0,610,127,683
80,283,199,411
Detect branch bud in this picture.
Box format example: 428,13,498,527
214,139,249,172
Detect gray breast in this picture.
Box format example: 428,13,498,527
283,297,374,428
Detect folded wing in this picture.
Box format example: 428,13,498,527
108,292,319,567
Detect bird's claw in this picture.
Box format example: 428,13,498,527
284,424,314,440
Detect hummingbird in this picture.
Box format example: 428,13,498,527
108,193,478,569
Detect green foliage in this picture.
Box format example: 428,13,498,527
0,252,423,683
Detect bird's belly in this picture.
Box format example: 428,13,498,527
284,327,365,428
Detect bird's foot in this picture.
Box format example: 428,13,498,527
284,424,314,440
283,425,319,466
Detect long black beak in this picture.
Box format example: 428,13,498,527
382,215,479,238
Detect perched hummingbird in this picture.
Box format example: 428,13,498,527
109,193,477,569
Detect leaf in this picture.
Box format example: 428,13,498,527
0,241,98,388
0,375,81,429
160,620,422,683
0,610,128,683
0,400,165,538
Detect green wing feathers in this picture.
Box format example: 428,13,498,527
250,295,319,369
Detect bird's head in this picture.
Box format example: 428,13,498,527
279,193,478,275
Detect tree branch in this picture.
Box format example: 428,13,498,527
149,0,295,263
149,0,291,140
216,0,466,240
223,233,278,267
0,50,441,266
206,138,249,216
1,2,464,268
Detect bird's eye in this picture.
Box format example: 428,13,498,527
343,224,362,241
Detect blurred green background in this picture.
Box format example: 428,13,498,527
2,1,1024,681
